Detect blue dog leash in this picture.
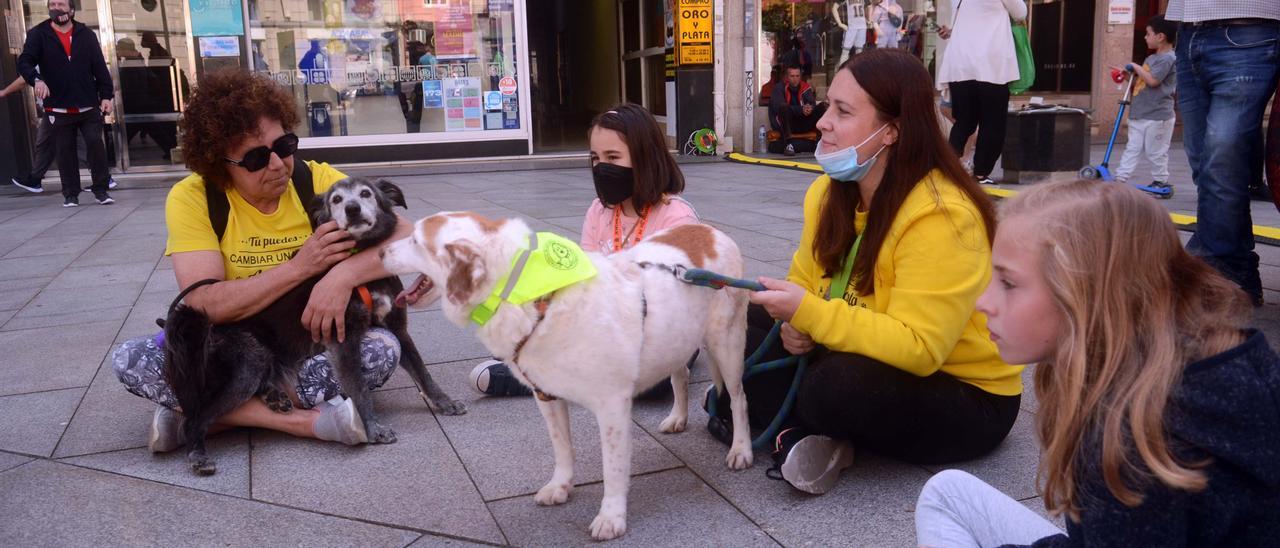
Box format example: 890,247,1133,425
649,264,807,451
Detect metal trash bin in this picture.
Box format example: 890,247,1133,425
1001,106,1090,183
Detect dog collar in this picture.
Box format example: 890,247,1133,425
356,285,373,311
469,232,597,326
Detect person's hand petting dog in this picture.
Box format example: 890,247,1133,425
291,221,356,344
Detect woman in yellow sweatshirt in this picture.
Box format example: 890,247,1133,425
710,49,1023,495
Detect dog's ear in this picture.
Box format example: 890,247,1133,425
443,240,486,306
375,179,407,209
310,194,332,227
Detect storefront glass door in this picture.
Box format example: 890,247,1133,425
105,0,192,167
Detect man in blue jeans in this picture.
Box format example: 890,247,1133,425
1168,0,1280,305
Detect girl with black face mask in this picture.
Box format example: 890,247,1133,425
467,103,701,398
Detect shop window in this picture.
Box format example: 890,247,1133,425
762,0,940,100
249,0,523,138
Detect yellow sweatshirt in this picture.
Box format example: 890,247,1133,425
787,171,1023,396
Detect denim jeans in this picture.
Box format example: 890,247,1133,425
1178,21,1280,301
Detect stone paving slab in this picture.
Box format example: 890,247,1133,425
0,387,84,457
0,450,34,473
62,431,252,498
631,381,928,547
251,387,506,544
0,320,119,397
488,468,780,547
52,355,156,459
428,360,685,503
0,253,79,279
0,460,422,547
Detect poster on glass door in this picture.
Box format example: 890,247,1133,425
443,76,482,131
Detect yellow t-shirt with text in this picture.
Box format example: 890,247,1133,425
164,161,347,279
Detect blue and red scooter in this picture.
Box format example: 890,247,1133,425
1077,66,1173,198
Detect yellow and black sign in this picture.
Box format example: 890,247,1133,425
677,0,713,65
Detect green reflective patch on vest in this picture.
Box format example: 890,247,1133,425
469,232,598,325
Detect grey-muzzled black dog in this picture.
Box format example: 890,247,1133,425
161,177,464,475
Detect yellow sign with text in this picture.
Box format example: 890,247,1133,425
677,0,713,65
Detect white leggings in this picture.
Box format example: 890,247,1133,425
915,470,1065,548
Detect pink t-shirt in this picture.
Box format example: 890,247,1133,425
579,195,700,253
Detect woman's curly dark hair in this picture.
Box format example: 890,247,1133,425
180,70,299,190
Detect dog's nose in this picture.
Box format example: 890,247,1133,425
345,204,361,218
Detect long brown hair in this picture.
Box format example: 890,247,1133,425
814,49,995,294
589,103,685,211
1001,180,1248,521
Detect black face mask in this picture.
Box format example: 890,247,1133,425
49,8,72,23
592,163,635,206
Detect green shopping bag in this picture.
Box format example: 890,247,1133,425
1010,22,1035,95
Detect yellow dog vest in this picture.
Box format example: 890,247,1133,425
469,232,598,325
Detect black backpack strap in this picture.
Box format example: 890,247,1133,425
205,180,231,242
205,159,318,242
293,158,318,231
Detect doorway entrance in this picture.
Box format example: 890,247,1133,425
526,0,621,152
106,0,192,168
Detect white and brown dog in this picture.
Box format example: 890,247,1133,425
380,212,753,540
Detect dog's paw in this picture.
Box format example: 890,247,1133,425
589,512,627,541
433,398,467,416
658,412,687,434
190,458,217,476
264,389,293,413
725,444,754,470
366,422,398,444
534,481,572,506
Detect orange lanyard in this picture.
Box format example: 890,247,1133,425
612,204,651,252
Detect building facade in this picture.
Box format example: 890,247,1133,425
0,0,1161,177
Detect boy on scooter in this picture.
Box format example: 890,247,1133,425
1112,15,1177,196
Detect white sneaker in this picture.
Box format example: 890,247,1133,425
148,406,186,453
769,429,855,495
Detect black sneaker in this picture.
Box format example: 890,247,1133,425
975,175,996,185
703,385,734,446
11,177,42,193
783,143,797,156
765,427,854,495
468,359,533,397
62,196,79,207
94,191,115,205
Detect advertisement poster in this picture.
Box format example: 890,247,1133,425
422,79,443,108
484,91,502,111
199,36,241,57
189,0,245,37
443,77,483,131
435,2,475,56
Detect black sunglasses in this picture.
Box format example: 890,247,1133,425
224,133,299,172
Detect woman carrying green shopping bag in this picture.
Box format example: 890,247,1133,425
936,0,1029,185
706,49,1022,496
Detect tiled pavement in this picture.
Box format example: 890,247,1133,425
2,151,1279,546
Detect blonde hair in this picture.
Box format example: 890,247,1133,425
1000,180,1248,521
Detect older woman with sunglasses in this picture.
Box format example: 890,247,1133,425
110,70,412,451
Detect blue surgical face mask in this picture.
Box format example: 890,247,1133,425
814,123,889,182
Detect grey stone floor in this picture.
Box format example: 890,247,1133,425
2,158,1279,546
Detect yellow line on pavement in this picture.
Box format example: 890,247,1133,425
726,152,1280,244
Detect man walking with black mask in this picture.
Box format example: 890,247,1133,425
17,0,115,206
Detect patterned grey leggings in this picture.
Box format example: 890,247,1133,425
112,328,400,410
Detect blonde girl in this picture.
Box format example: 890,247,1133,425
915,179,1279,546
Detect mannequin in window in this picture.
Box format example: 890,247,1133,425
833,0,868,66
871,0,904,49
